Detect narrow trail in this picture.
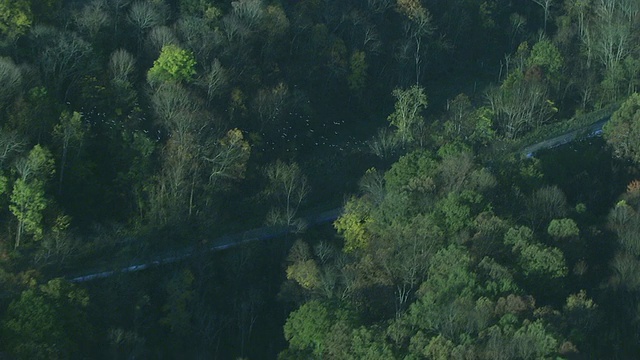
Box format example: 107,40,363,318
68,208,342,283
521,110,615,157
67,109,618,283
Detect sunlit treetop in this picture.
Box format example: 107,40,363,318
0,0,32,40
147,44,197,84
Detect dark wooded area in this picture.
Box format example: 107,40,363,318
0,0,640,358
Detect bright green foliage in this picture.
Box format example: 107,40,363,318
469,106,496,146
286,259,321,289
283,300,333,356
1,278,89,360
442,95,495,147
384,149,437,193
505,226,567,278
334,197,373,252
0,0,32,40
481,317,559,359
148,44,197,84
478,257,519,296
424,334,455,360
10,144,54,248
518,241,567,278
348,51,368,93
603,93,640,163
563,290,598,343
17,144,55,181
527,39,563,79
348,327,394,360
53,111,84,146
434,191,475,235
512,319,558,359
418,245,476,304
547,218,579,239
10,178,46,245
387,85,428,144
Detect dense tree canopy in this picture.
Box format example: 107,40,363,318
0,0,636,358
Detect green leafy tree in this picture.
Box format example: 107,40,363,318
10,178,46,248
528,39,563,78
512,319,558,359
387,85,428,145
1,278,90,360
348,327,394,360
547,218,579,239
283,300,334,357
603,93,640,163
334,196,373,252
10,144,54,248
0,0,32,41
505,226,568,278
148,44,197,84
563,290,598,346
443,95,496,147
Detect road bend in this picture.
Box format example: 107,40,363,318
68,208,342,283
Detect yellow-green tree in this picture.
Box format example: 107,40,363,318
604,93,640,163
148,44,197,84
10,144,54,248
1,278,89,360
0,0,32,41
387,85,428,145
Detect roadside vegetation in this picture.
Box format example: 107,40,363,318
0,0,639,358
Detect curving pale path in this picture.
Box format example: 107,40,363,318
522,109,616,157
68,208,342,283
68,109,618,283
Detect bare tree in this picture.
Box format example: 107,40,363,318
176,16,222,64
107,0,132,39
592,0,633,72
367,0,393,14
0,57,22,109
75,0,110,39
264,160,309,226
147,25,178,56
251,83,289,131
396,0,434,85
109,48,135,83
38,31,93,99
151,83,202,133
0,128,25,166
487,78,556,139
128,1,166,50
202,128,250,188
531,0,554,33
198,58,228,103
231,0,264,30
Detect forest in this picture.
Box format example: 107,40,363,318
0,0,640,358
